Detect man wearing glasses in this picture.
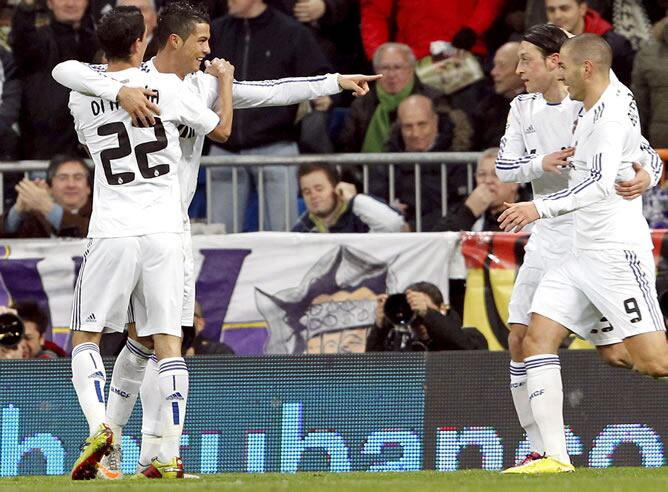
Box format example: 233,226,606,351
338,42,469,153
1,154,92,238
433,147,520,232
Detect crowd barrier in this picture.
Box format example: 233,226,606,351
0,351,665,476
0,152,481,232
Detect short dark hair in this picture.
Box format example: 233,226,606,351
155,1,211,49
562,33,613,71
47,155,91,187
406,282,444,306
97,6,146,62
14,301,49,336
297,163,341,187
523,23,569,57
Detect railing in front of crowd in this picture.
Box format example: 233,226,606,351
0,153,482,233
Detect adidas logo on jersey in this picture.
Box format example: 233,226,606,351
166,392,184,401
85,313,97,323
89,370,105,380
524,125,536,134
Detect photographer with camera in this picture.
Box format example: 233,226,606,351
0,305,27,360
366,282,488,352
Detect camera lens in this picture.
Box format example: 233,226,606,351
0,312,24,347
383,293,414,326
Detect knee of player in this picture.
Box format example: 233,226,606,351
520,328,546,356
597,345,633,369
507,326,527,357
602,353,632,369
635,360,668,378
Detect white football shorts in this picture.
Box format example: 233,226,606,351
530,248,665,342
71,233,184,337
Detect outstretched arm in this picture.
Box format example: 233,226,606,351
231,73,382,109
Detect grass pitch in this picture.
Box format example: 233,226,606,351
2,468,668,492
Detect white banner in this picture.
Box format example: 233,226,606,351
0,232,463,354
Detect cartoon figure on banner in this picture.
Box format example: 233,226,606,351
256,245,397,354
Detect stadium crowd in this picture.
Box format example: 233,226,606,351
0,0,667,359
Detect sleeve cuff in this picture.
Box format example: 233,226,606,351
105,80,125,103
533,198,549,219
531,154,546,178
329,73,343,95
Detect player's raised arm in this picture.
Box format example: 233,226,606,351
496,98,558,184
52,60,160,127
203,58,234,143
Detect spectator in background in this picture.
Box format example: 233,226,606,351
207,0,332,232
265,0,372,150
432,147,520,232
1,155,92,238
0,340,27,359
184,302,235,356
269,0,370,86
545,0,635,85
293,163,404,232
366,282,488,352
0,305,27,359
10,0,98,159
470,42,524,150
632,15,668,149
117,0,159,60
338,43,471,153
0,46,21,161
385,95,469,231
360,0,504,61
15,301,66,358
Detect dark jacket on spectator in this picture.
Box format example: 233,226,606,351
584,8,635,86
471,86,514,151
208,6,332,151
338,78,472,153
431,201,503,233
265,0,370,76
10,6,99,159
360,0,505,59
0,46,21,160
0,199,92,238
366,308,488,351
632,18,668,148
382,116,469,231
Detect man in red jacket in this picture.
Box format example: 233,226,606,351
545,0,635,84
360,0,504,60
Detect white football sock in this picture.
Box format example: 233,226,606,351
106,338,152,442
157,357,189,463
71,342,106,436
139,355,162,469
525,354,570,464
510,360,544,455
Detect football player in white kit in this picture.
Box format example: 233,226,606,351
499,33,668,473
495,24,663,471
52,1,381,479
66,6,235,480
